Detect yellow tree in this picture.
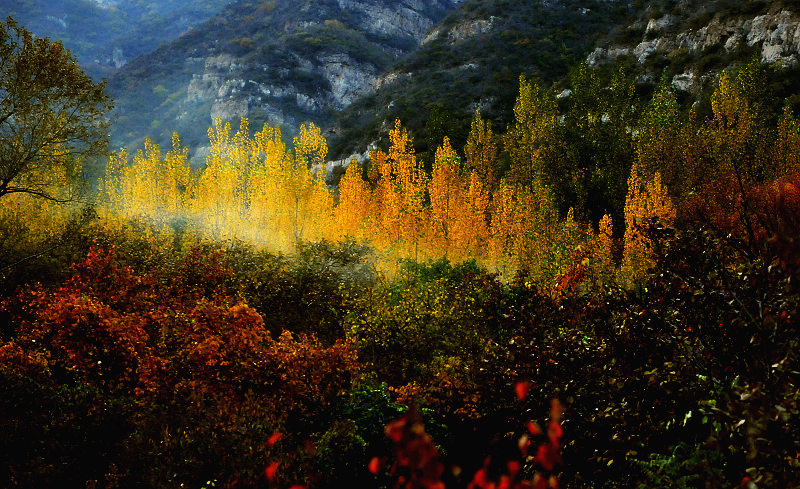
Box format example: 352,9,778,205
160,133,191,216
249,122,290,246
193,119,240,238
619,162,675,288
334,160,373,240
427,137,463,257
281,122,333,244
295,122,328,170
704,66,770,186
488,179,558,279
487,182,518,271
120,139,162,221
458,169,491,257
371,148,401,245
589,214,615,287
372,120,427,256
99,148,128,216
773,103,800,179
230,118,258,213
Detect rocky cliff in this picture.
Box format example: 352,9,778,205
587,1,800,97
328,0,633,160
108,0,463,161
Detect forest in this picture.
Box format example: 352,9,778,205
1,12,799,489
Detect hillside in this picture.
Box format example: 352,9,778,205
329,0,800,162
328,0,635,160
107,0,464,161
0,0,231,79
2,3,800,488
587,0,800,114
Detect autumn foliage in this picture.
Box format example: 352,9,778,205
1,245,359,488
2,58,800,489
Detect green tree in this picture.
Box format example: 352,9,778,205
636,81,688,195
563,63,639,226
503,75,561,190
425,104,465,173
0,17,112,202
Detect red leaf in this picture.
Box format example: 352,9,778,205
386,417,406,443
547,421,563,445
369,456,385,475
472,467,488,487
265,461,279,483
506,460,520,476
549,399,563,423
518,434,530,457
535,444,555,472
514,381,531,401
267,432,284,447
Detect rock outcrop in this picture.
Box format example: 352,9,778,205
110,0,463,162
421,16,500,45
589,6,800,93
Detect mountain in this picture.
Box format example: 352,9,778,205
586,0,800,117
107,0,464,160
327,0,636,161
14,0,800,173
328,0,800,162
0,0,231,79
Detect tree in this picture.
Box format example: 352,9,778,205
563,63,639,225
463,109,499,192
635,82,688,195
0,17,112,202
428,137,463,254
503,75,561,190
619,162,674,289
372,120,427,253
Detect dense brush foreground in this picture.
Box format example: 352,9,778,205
2,60,800,488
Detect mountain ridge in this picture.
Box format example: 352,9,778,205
0,0,232,79
106,0,464,160
92,0,800,171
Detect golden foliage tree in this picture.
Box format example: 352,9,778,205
619,162,675,288
334,160,373,240
428,137,462,255
773,103,800,179
488,180,563,280
284,122,333,243
193,120,241,238
704,67,770,186
371,120,427,255
248,122,291,245
589,213,615,287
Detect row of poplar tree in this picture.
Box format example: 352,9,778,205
97,60,800,289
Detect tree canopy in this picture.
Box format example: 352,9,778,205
0,16,111,202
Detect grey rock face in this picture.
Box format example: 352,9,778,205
422,16,499,45
589,7,800,92
118,0,462,155
318,54,379,109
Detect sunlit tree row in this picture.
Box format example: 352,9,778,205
94,60,800,289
